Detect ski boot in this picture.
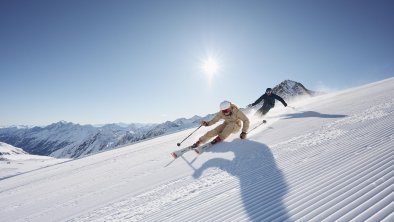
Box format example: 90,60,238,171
195,136,222,154
191,141,201,148
210,136,222,145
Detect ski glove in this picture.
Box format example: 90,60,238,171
283,102,287,107
240,132,247,139
201,121,209,126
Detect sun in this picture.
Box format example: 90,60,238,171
202,57,219,77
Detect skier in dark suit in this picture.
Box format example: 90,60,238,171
249,88,287,117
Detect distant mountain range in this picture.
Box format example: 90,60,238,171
0,80,318,158
0,117,209,159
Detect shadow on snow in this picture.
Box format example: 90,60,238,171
281,111,347,119
192,139,289,221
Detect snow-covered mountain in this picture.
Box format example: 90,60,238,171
272,79,319,100
246,80,319,110
0,142,28,159
0,77,393,221
0,80,317,159
0,122,137,158
140,115,213,140
0,142,68,179
0,118,207,159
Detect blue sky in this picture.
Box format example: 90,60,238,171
1,0,393,126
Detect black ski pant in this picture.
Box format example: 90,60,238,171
255,104,273,117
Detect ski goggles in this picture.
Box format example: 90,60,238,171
222,108,231,114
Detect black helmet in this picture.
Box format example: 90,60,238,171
266,88,272,93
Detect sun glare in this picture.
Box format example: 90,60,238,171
203,57,219,76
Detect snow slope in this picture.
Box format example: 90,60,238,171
0,77,393,221
0,142,68,180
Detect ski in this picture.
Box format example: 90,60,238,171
170,143,214,159
170,145,194,159
193,143,214,155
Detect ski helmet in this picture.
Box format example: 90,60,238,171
220,100,231,110
266,88,272,93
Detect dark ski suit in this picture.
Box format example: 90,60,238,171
251,93,287,116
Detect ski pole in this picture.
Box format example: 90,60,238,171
177,125,203,146
247,120,267,134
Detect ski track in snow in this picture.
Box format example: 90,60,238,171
1,78,394,221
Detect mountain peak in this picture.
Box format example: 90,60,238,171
280,79,298,87
272,80,314,100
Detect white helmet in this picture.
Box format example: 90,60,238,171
220,100,231,110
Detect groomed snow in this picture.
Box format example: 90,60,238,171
0,77,393,221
